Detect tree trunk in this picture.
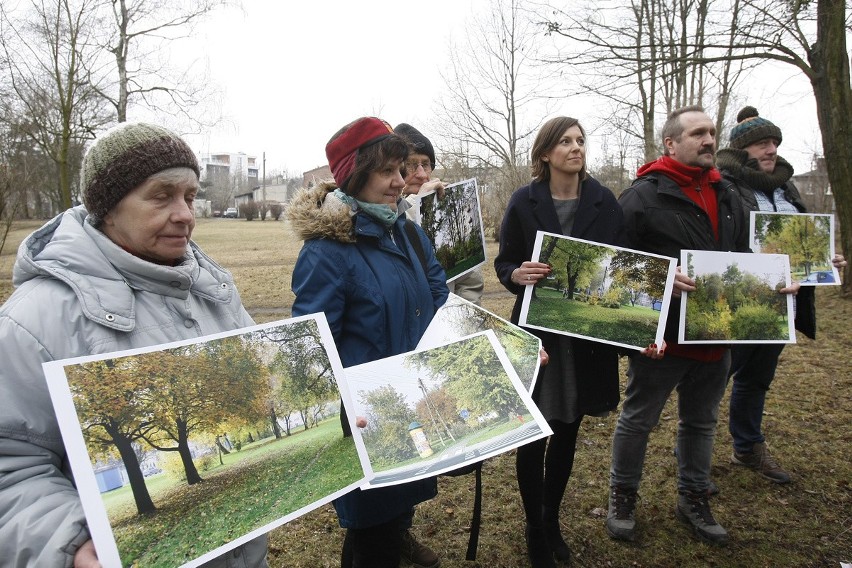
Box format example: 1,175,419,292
270,405,281,439
176,420,202,485
107,427,155,514
809,0,852,295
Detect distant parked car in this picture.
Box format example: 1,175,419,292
212,210,222,217
801,270,835,284
223,207,238,218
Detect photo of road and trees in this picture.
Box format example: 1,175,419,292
59,317,364,568
521,232,675,349
681,250,794,343
345,332,548,487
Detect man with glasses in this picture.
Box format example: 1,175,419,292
395,123,485,305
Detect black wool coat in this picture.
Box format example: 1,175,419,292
494,177,627,417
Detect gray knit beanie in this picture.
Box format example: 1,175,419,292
729,106,783,149
82,122,200,224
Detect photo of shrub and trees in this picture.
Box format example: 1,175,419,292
419,178,486,282
344,331,550,488
749,211,839,285
418,293,541,392
679,250,795,344
44,315,368,568
519,232,676,350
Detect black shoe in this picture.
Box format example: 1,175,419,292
542,521,571,564
525,524,557,568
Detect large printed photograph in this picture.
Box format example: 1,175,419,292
679,250,795,344
44,315,369,568
344,331,551,488
749,211,839,285
419,178,486,282
519,231,676,350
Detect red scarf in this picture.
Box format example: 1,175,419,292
637,155,721,240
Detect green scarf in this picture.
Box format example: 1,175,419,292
716,147,794,192
333,189,398,228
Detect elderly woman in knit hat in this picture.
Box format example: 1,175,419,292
288,117,449,568
716,107,846,486
0,123,267,567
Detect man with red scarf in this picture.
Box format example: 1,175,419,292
605,106,748,546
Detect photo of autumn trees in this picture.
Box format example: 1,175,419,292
750,212,838,285
680,250,795,343
420,178,486,282
344,332,548,487
53,316,365,568
520,232,676,350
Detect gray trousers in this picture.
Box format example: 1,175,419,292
610,352,730,493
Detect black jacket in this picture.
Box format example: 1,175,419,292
719,172,816,339
495,177,626,416
618,171,750,342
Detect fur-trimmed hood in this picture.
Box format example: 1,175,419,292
286,181,357,243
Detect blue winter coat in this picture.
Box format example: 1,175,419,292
288,183,449,528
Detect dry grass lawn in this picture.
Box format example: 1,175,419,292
1,217,850,567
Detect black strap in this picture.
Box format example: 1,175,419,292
465,461,483,561
403,219,429,275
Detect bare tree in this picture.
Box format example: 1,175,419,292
98,0,229,125
0,0,111,211
432,0,552,237
542,0,752,162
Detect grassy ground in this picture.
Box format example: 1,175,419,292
2,218,850,567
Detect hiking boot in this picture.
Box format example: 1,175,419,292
731,442,791,483
605,485,637,542
676,491,729,546
707,479,720,497
400,530,440,568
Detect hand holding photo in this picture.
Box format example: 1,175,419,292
518,231,677,350
749,211,839,286
44,314,369,568
678,250,796,344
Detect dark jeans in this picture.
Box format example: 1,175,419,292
341,514,406,568
728,344,785,454
610,353,729,493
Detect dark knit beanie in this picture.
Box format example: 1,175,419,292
326,117,394,188
82,122,200,224
729,106,783,149
394,123,436,169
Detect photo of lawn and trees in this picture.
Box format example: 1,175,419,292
345,333,548,487
420,178,486,282
521,232,675,350
750,211,838,284
58,317,365,568
681,250,794,343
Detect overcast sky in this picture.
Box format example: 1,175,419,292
172,1,827,179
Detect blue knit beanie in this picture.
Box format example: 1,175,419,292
729,106,782,149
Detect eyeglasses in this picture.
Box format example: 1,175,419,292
404,160,432,174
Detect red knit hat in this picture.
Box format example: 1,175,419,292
325,117,393,187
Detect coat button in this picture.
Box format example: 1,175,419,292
105,313,115,322
184,319,195,328
415,308,421,316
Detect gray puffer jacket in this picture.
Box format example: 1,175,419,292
0,206,267,568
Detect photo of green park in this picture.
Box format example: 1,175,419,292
679,250,795,344
750,211,839,285
519,232,676,350
344,332,549,488
48,315,366,568
420,178,486,282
